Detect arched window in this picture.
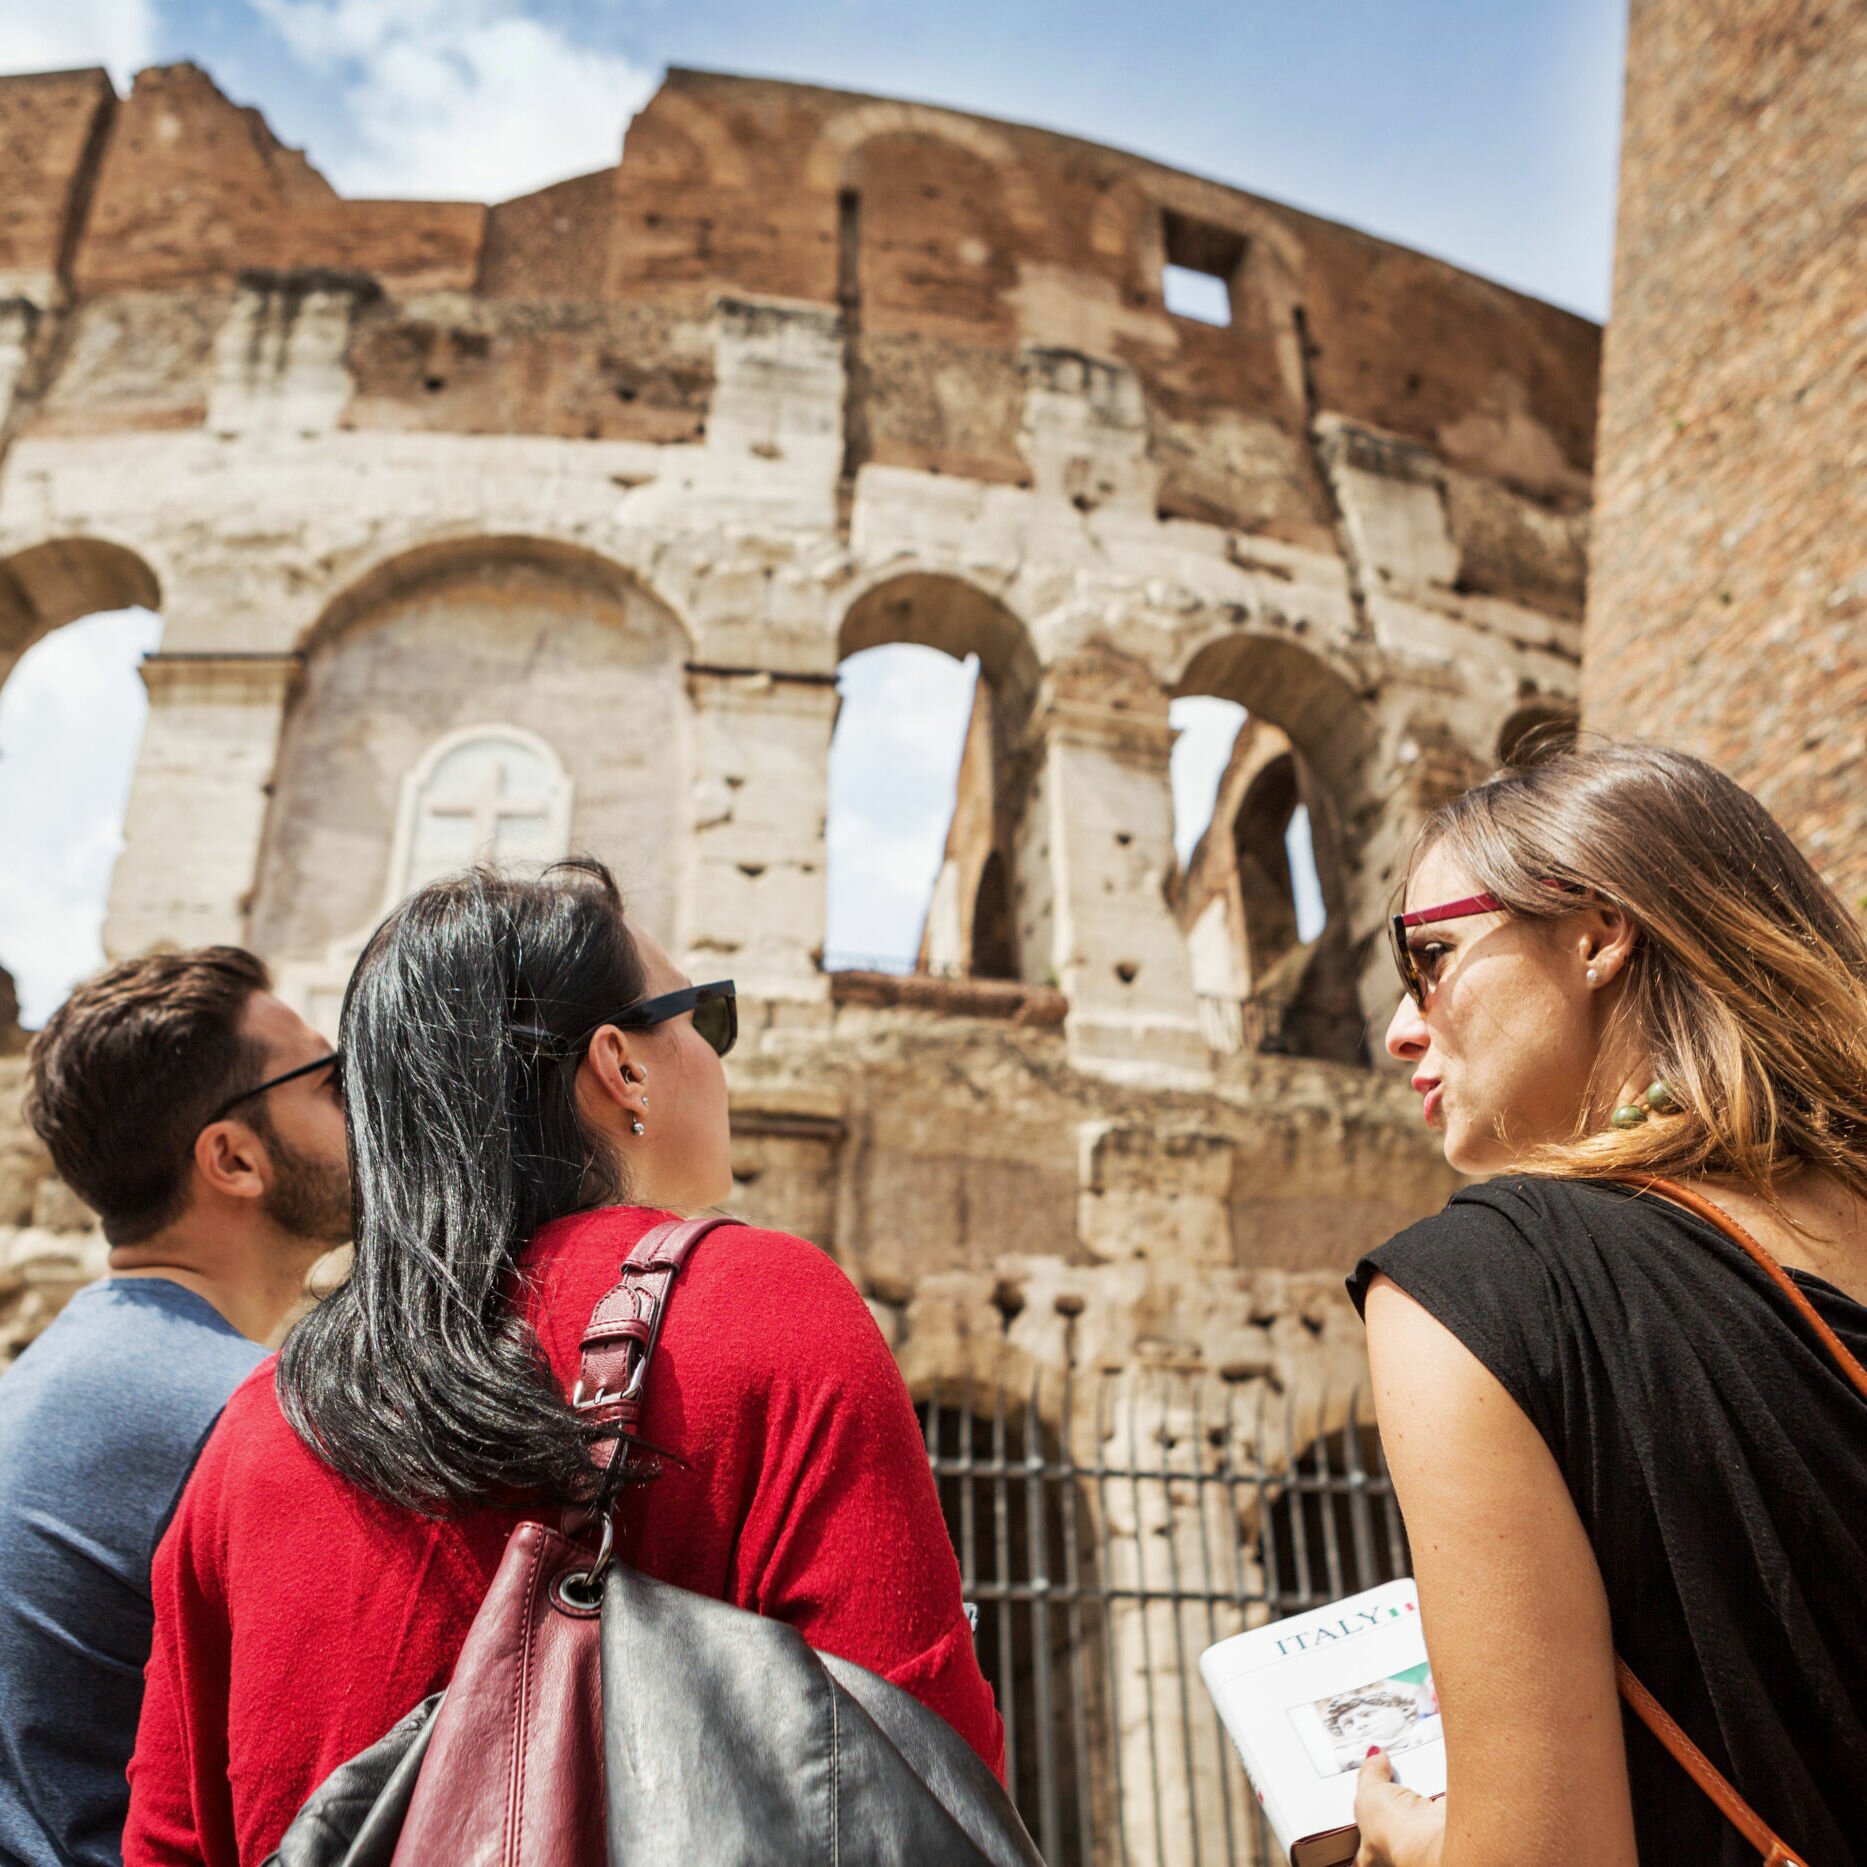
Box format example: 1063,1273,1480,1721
1168,688,1350,1060
252,542,688,1005
0,540,163,1027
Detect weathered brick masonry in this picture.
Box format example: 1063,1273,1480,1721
1584,0,1867,903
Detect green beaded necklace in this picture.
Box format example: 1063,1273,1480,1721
1610,1078,1680,1129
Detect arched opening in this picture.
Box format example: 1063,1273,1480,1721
1169,636,1368,1063
253,541,688,1014
0,540,163,1028
828,575,1037,980
919,1389,1099,1865
1259,1418,1411,1615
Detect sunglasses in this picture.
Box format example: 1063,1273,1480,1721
1389,894,1503,1007
205,1051,343,1127
608,980,737,1058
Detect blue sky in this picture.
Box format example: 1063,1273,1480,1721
0,1,1628,1016
16,0,1627,318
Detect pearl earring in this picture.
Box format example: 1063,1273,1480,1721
1586,967,1599,986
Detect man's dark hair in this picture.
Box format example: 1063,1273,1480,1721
24,947,272,1245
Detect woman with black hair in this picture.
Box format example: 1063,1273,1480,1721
124,861,1003,1866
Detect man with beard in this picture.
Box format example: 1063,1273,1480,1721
0,948,350,1867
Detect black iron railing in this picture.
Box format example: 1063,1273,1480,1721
920,1372,1410,1867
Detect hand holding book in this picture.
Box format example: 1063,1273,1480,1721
1352,1747,1445,1867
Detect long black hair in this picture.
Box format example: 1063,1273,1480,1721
277,858,649,1515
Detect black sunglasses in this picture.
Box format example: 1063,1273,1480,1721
205,1051,343,1127
608,980,737,1058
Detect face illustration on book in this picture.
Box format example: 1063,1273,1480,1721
1290,1662,1441,1777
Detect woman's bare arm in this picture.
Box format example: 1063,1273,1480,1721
1354,1272,1638,1867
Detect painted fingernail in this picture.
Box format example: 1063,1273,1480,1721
1365,1745,1382,1758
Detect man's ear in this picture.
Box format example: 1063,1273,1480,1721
191,1121,268,1204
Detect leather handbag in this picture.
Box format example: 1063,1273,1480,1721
265,1214,1043,1867
1606,1174,1867,1867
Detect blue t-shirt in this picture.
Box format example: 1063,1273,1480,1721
0,1278,264,1867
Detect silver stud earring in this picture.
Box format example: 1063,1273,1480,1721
630,1118,646,1137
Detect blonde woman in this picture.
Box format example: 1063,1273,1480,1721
1349,744,1867,1867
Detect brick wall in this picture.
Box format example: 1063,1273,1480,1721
1584,0,1867,906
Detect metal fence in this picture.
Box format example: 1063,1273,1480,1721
920,1371,1411,1867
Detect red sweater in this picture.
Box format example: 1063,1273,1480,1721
124,1210,1004,1865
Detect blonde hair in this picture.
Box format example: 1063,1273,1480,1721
1411,742,1867,1204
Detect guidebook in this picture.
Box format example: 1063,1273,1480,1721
1198,1577,1445,1867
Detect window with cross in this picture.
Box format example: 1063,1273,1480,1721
395,726,574,897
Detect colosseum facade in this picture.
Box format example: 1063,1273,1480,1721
0,61,1602,1861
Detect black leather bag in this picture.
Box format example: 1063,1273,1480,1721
266,1217,1042,1867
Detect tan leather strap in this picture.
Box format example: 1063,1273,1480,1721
1611,1173,1867,1402
1615,1659,1803,1866
1601,1172,1857,1867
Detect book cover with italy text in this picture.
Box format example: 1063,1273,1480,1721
1198,1578,1445,1867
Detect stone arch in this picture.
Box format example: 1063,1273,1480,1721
1172,632,1372,1063
837,570,1040,718
635,87,753,189
296,532,694,660
0,536,162,682
0,537,165,1027
807,103,1049,239
1172,629,1371,796
252,537,692,985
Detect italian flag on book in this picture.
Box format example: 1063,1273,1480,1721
1199,1578,1445,1867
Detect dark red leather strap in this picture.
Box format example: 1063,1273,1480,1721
573,1215,738,1454
1603,1172,1839,1867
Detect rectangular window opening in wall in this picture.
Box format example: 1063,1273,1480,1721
1161,208,1248,328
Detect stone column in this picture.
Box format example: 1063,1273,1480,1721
682,665,838,1013
102,653,297,956
1020,667,1207,1079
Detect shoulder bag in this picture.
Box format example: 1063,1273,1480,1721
265,1214,1041,1866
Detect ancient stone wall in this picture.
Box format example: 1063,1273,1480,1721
0,58,1607,1862
0,51,1597,1380
1584,0,1867,903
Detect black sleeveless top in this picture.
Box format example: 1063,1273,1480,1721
1348,1176,1867,1867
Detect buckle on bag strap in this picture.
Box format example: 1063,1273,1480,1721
572,1216,739,1437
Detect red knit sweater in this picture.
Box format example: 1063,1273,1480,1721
123,1209,1004,1865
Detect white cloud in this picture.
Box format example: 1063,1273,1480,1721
249,0,654,200
0,0,154,86
0,609,161,1026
